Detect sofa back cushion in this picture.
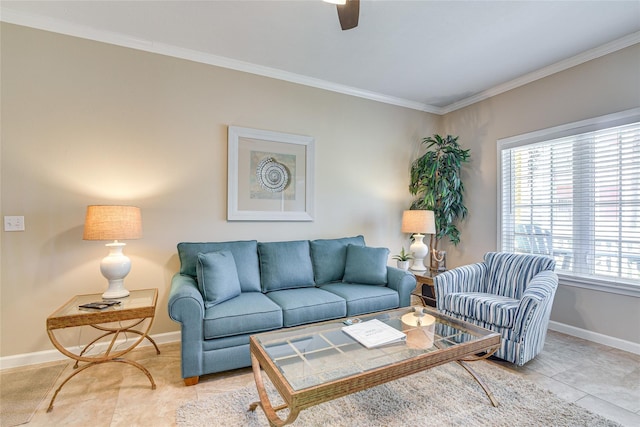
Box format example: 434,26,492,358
177,241,261,292
258,240,316,292
484,252,556,299
310,235,365,285
342,244,389,286
196,251,242,308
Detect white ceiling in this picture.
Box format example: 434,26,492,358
2,1,640,114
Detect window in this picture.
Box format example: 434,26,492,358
498,108,640,295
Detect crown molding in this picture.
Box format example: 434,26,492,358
0,7,441,114
440,31,640,114
2,7,637,116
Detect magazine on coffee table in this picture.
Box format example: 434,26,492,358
342,319,407,349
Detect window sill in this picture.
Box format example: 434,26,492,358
557,272,640,298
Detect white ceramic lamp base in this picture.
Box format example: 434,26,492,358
409,233,428,271
100,242,131,299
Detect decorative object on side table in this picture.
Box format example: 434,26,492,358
83,205,142,299
392,246,413,270
432,249,447,271
401,210,436,271
409,134,470,272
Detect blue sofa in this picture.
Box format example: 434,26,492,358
168,235,416,385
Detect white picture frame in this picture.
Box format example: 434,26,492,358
227,126,315,221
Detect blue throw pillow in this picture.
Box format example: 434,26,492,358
196,251,242,308
310,235,365,285
178,241,260,292
258,240,316,291
342,245,390,286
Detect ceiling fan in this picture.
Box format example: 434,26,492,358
325,0,360,31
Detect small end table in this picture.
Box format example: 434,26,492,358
46,288,160,412
411,270,439,307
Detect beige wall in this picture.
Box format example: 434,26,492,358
440,43,640,344
2,23,638,360
0,23,438,357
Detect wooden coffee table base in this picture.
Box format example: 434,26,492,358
249,353,301,427
457,356,500,407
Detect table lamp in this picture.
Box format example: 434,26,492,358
401,210,436,272
83,205,142,298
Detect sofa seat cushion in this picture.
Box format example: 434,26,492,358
266,288,346,327
310,235,365,285
342,245,389,286
321,283,399,316
196,251,241,308
258,240,316,292
440,292,519,328
203,292,283,340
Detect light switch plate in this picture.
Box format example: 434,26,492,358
4,216,25,231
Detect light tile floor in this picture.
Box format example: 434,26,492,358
16,330,640,426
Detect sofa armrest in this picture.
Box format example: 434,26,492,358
434,262,487,311
513,270,558,341
168,273,205,379
386,266,417,307
168,273,204,322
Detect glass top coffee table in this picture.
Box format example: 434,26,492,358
249,306,501,426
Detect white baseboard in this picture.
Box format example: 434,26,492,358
549,321,640,355
0,331,181,370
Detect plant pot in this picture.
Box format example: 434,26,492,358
397,260,410,270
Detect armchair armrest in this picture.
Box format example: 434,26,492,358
434,262,487,311
513,270,558,342
386,266,417,307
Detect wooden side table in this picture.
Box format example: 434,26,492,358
46,288,160,412
411,270,438,307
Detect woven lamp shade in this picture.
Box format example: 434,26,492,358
401,210,436,234
83,205,142,241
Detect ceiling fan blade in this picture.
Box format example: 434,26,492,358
337,0,359,30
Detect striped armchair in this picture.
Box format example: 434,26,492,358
435,252,558,366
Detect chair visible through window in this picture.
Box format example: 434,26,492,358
515,224,572,270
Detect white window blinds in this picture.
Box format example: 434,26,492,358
498,110,640,289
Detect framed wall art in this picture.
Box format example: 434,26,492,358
227,126,315,221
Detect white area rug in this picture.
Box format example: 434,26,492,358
176,361,620,426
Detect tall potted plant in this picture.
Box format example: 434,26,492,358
409,134,470,270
